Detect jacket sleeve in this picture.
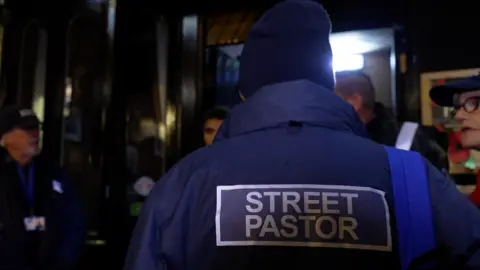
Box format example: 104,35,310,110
411,128,448,170
56,170,87,269
427,161,480,266
124,165,187,270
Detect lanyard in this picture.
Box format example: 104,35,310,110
16,163,35,208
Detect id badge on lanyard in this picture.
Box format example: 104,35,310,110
17,163,46,232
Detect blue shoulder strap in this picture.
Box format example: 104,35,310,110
384,146,436,270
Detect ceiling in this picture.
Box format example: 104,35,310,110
330,28,394,55
207,11,258,46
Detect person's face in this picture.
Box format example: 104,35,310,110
25,128,40,152
335,76,363,113
203,118,223,146
337,92,363,113
454,90,480,149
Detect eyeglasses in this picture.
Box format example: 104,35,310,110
453,96,480,114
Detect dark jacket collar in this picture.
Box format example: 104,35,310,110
216,80,367,141
365,102,399,146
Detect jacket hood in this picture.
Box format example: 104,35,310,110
239,0,335,98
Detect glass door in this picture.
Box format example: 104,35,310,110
63,9,109,269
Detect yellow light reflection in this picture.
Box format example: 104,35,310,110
63,78,73,117
139,103,176,142
33,96,45,150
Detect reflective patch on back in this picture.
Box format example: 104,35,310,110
19,109,34,117
215,184,392,251
52,180,63,194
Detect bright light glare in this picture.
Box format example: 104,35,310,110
333,54,364,72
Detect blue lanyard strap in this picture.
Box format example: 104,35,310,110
16,163,35,207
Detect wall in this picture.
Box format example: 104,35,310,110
362,49,393,110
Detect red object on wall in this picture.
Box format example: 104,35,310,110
434,79,446,86
434,124,445,132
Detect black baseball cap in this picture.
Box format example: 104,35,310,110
0,106,40,136
430,74,480,107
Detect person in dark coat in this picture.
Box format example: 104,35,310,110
125,1,480,270
335,70,448,169
0,106,85,270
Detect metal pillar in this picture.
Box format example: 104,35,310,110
103,0,128,267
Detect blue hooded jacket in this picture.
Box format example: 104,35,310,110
124,1,480,269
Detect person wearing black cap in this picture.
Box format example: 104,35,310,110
0,107,41,164
0,106,85,270
430,74,480,149
125,2,480,270
430,74,480,206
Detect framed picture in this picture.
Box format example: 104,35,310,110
421,68,480,175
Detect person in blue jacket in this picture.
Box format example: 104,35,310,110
125,1,480,269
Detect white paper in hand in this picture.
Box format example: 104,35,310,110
395,122,419,151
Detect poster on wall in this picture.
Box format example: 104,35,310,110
421,68,480,175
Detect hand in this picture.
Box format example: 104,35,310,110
2,129,35,165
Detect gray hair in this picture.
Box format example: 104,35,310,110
335,71,376,110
